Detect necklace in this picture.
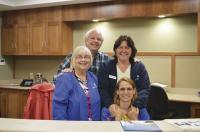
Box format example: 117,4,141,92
74,73,88,95
73,71,87,85
75,75,87,86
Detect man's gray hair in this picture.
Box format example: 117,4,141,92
84,28,104,42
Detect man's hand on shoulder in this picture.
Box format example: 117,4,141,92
62,68,73,73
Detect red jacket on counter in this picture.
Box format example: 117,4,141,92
23,82,54,120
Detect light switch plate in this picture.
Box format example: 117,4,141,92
0,58,5,65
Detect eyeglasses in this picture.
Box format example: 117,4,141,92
76,55,91,60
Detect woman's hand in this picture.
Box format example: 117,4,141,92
127,106,139,120
109,104,123,121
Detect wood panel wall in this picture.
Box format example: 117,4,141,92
62,0,199,21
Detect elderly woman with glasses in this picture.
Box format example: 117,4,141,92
52,46,100,121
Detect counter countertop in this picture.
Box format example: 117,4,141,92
166,87,200,103
0,84,31,90
167,92,200,103
0,118,183,132
0,79,30,90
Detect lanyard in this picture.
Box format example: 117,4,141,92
86,93,92,121
74,74,92,120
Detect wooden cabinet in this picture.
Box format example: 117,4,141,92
29,7,72,55
2,24,29,55
15,24,30,55
2,10,30,55
1,25,16,55
1,6,73,56
46,22,62,55
29,22,72,55
0,88,28,118
29,23,46,55
29,22,62,55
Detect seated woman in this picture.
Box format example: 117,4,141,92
101,77,149,121
52,46,100,121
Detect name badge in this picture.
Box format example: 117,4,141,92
109,75,116,80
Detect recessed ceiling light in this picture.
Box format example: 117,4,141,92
92,19,99,22
158,15,166,18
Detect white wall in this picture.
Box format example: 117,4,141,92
176,56,200,88
14,56,63,81
73,15,197,53
138,56,171,86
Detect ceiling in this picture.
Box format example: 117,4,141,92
0,0,112,11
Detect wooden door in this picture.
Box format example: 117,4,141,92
6,91,21,118
46,22,62,55
19,91,28,118
15,24,30,55
0,88,28,118
0,89,7,117
30,23,47,55
1,25,16,55
6,90,28,118
61,23,73,55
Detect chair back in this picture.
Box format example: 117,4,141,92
147,85,169,119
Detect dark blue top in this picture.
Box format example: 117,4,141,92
52,72,100,120
101,107,150,121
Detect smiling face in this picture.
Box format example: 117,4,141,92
85,30,103,55
74,52,91,72
115,41,132,62
71,46,92,72
117,80,136,103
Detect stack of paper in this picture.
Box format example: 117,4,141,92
164,119,200,131
120,121,161,131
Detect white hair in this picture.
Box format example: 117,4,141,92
84,28,104,42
